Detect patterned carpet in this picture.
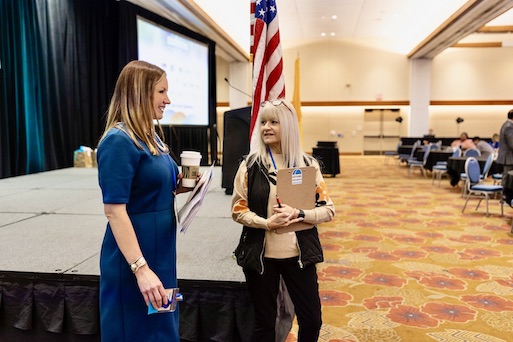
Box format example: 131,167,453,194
286,155,513,342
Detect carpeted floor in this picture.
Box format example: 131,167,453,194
286,155,513,342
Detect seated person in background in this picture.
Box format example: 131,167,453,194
423,128,435,140
489,133,500,149
473,136,495,158
451,132,476,151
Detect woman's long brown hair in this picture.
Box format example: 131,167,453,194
99,60,168,155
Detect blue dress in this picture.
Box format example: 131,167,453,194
97,127,180,341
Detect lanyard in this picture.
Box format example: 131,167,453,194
267,147,278,172
268,147,297,170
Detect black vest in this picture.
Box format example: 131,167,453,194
234,160,324,274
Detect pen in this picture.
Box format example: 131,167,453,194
276,195,282,208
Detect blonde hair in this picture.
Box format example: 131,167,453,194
99,60,167,155
247,98,312,168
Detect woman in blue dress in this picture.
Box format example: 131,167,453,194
97,60,191,341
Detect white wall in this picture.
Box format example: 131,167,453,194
216,56,230,102
282,40,410,101
428,106,508,138
216,41,513,154
428,47,513,141
299,105,410,153
431,47,513,100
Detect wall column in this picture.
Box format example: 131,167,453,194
409,58,431,137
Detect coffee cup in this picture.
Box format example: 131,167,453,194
180,151,202,187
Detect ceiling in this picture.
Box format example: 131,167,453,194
127,0,513,62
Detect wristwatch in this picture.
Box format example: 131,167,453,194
297,209,305,219
130,256,147,274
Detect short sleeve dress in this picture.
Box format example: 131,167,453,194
97,127,180,341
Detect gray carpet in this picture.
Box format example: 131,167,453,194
0,166,244,282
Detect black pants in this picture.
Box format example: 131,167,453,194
243,257,322,342
502,165,513,188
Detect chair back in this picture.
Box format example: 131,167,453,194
481,153,494,179
426,143,437,150
464,157,481,186
452,148,461,157
408,140,420,159
464,148,480,157
422,144,431,165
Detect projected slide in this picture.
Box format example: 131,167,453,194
137,17,209,126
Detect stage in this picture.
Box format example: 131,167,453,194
0,166,253,341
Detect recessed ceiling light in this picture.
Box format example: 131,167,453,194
330,32,336,36
321,32,326,37
331,15,337,20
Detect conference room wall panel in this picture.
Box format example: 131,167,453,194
431,48,513,100
218,41,513,106
428,106,509,138
299,106,409,154
217,40,513,155
217,104,506,155
216,55,230,104
282,40,410,102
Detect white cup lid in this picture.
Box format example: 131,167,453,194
180,151,201,157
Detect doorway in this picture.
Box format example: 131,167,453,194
363,108,401,155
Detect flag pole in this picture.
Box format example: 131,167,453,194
292,52,303,147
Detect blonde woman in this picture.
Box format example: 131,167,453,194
232,98,335,341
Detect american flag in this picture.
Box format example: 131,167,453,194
249,0,286,148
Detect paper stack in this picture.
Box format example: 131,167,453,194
178,163,215,233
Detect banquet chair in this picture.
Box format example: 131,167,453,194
464,148,481,157
408,144,431,177
384,141,402,165
431,148,461,187
492,173,502,185
462,157,503,217
459,153,494,197
429,140,442,150
436,147,461,167
481,153,494,180
398,140,420,164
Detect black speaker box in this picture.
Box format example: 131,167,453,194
222,106,251,195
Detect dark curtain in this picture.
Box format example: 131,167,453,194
0,0,213,179
0,0,44,177
164,126,210,166
0,273,254,342
0,0,120,179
